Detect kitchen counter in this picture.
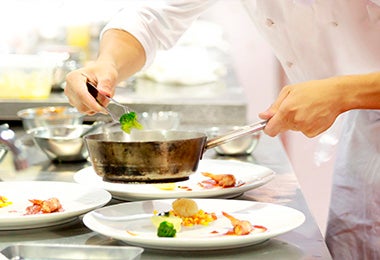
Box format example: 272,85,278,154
0,126,332,259
0,78,247,128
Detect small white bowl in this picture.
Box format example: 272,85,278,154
140,111,180,130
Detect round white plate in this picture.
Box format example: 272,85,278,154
83,199,305,251
0,181,112,230
74,159,275,201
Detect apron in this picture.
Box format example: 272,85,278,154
242,0,380,259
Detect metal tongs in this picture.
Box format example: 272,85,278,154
86,81,132,124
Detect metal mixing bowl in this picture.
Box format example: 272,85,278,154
140,111,181,130
28,124,91,162
0,144,7,163
17,106,84,130
206,126,260,155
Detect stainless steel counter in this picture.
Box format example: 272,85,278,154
0,129,332,259
0,79,247,128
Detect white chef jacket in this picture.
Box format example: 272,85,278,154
103,1,380,259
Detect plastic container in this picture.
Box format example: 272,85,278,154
0,54,58,99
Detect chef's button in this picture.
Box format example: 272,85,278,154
286,61,294,68
265,18,275,27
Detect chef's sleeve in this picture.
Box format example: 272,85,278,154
101,0,217,70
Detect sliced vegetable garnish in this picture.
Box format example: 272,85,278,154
119,112,143,134
0,196,12,208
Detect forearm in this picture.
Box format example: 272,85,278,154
333,72,380,112
97,29,146,84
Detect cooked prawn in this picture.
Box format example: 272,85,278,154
25,197,63,215
202,172,236,188
222,211,254,235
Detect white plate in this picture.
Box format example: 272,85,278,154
0,181,112,230
74,159,275,201
83,199,305,251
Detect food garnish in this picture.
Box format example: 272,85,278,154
171,198,217,227
151,212,182,233
24,197,63,215
201,172,236,188
157,221,177,237
222,211,267,235
119,112,143,134
153,183,177,191
0,196,12,208
151,198,217,237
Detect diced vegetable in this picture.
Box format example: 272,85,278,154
119,112,143,134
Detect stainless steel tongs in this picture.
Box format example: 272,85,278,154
86,81,132,124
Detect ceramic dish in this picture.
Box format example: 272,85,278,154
74,159,275,201
0,181,111,230
83,199,305,251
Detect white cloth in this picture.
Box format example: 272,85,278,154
103,1,380,259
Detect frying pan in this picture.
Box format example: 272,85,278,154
84,121,267,183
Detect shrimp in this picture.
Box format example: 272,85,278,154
25,197,63,215
201,172,236,188
222,211,254,235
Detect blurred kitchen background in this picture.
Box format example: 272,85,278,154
0,1,333,234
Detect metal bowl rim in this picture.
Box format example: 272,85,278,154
17,106,83,119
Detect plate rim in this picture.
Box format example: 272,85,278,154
0,181,112,230
74,159,276,201
83,198,305,251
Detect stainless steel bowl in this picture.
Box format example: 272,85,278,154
0,144,7,163
17,106,84,130
206,126,260,155
0,124,9,163
28,125,91,162
140,111,181,130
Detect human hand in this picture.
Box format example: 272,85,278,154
64,61,118,115
259,78,344,138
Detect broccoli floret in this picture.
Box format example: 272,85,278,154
119,112,143,134
157,221,177,237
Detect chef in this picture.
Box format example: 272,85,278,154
65,1,380,259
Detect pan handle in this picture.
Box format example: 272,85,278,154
204,120,267,150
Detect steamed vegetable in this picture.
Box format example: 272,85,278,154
151,214,182,233
157,221,177,237
119,112,143,134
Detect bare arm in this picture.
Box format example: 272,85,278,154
259,72,380,137
65,0,214,115
97,29,146,84
64,29,145,115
